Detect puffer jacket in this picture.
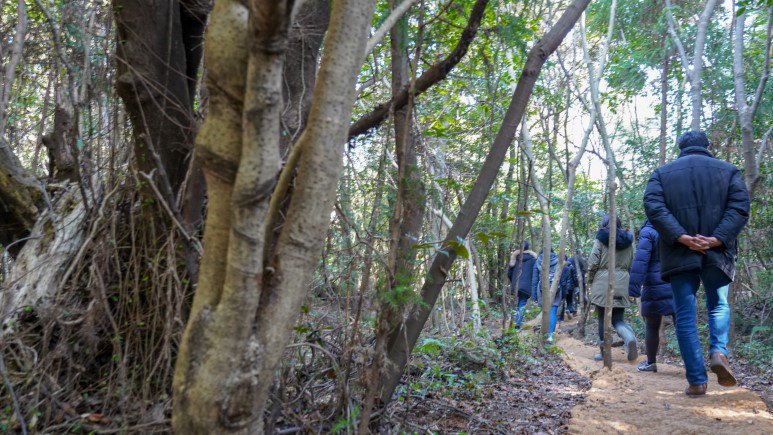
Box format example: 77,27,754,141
629,221,674,317
588,228,634,308
531,251,562,307
643,146,750,282
508,250,538,298
558,262,575,298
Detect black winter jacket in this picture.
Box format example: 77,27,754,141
508,251,537,298
643,146,750,282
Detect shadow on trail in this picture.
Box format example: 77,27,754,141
555,320,773,434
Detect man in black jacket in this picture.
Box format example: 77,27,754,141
644,131,750,397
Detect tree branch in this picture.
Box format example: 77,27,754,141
348,0,490,139
364,0,421,57
664,0,690,73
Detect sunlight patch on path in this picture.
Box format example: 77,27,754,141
554,321,773,434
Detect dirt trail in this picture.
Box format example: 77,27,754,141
556,325,773,434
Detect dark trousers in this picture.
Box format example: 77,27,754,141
644,314,675,364
595,305,625,343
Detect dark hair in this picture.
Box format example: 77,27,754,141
522,241,530,250
600,214,622,229
677,131,709,149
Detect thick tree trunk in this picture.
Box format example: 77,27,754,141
172,0,376,431
0,144,44,253
0,187,87,323
113,0,211,194
281,0,331,154
377,0,591,403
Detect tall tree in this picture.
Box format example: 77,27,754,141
733,5,772,198
377,0,592,404
664,0,719,131
172,0,377,431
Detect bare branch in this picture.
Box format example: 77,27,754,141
364,0,421,56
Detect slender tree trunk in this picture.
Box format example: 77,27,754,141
733,7,772,198
465,239,482,333
664,0,718,132
521,120,552,338
659,46,669,166
377,0,591,403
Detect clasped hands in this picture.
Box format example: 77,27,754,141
677,234,722,254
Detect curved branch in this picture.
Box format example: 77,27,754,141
348,0,490,139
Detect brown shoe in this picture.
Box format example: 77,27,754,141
709,352,737,387
685,383,707,397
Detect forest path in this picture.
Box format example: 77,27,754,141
555,323,773,434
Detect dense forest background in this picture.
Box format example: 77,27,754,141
0,0,770,432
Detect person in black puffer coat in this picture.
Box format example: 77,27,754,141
508,241,537,329
559,255,586,320
644,131,750,396
629,220,674,373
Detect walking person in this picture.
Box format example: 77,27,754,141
531,249,560,342
628,220,674,373
508,242,538,329
587,214,638,362
558,258,575,321
560,254,585,320
644,131,750,397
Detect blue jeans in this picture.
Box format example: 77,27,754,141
670,267,731,386
515,294,529,327
549,306,558,334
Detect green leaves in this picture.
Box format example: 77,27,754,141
446,238,469,260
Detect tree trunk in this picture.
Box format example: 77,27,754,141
733,7,772,198
664,0,718,132
113,0,211,194
659,46,669,166
376,0,591,404
688,0,718,131
521,120,552,338
172,0,376,431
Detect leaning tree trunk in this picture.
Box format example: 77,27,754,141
376,0,592,404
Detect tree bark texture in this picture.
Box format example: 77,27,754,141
0,143,44,253
521,120,552,338
172,0,376,431
375,0,426,404
377,0,591,404
659,45,669,166
664,0,717,132
114,0,212,193
281,0,331,153
733,7,772,198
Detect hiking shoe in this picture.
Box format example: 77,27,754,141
709,352,737,387
547,334,554,343
637,360,657,372
685,383,707,397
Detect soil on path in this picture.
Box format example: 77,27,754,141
557,325,773,434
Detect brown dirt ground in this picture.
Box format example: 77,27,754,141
557,323,773,434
